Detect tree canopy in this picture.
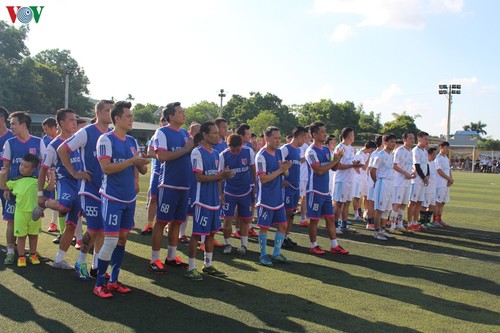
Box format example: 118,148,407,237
381,112,421,140
463,121,487,138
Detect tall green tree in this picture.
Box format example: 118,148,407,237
298,99,360,135
34,49,91,114
381,112,420,139
0,21,30,64
248,111,279,137
463,121,487,138
132,103,159,123
185,101,219,125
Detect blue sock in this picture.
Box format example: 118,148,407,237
110,245,125,283
341,220,347,229
96,258,110,287
335,220,340,228
258,233,267,257
272,232,285,257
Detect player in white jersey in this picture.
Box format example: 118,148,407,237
365,135,383,230
352,141,376,222
370,134,397,241
435,141,453,227
421,147,438,229
333,128,362,234
298,127,311,226
389,133,415,233
408,132,429,231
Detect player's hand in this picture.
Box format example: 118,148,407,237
424,176,429,186
405,172,413,180
131,152,150,167
283,180,291,187
280,160,292,172
219,195,225,205
183,139,194,152
37,196,47,208
3,189,10,201
73,170,91,182
221,167,235,180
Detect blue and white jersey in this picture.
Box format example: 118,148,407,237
255,148,285,209
191,146,220,210
280,143,302,190
212,139,228,156
41,137,81,183
305,144,331,196
219,146,255,197
372,149,394,180
63,124,111,200
0,130,14,169
153,125,191,190
2,135,45,179
42,135,54,148
412,145,429,185
97,132,138,203
334,143,355,182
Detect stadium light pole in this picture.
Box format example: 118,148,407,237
438,84,461,141
218,88,226,116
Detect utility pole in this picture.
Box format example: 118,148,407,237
218,88,226,116
438,84,461,141
64,70,70,108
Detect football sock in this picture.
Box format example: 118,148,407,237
258,233,267,257
331,239,338,248
109,245,125,283
272,232,285,257
204,252,213,267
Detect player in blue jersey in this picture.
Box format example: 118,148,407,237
93,101,149,298
35,109,83,270
41,117,61,233
150,102,194,273
279,126,308,249
185,122,234,280
255,126,293,266
305,122,349,256
0,107,14,216
212,118,229,157
143,116,168,235
58,99,113,278
2,111,45,265
219,134,255,256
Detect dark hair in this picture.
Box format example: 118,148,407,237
402,132,414,140
193,132,203,147
286,134,293,140
55,108,76,126
111,101,132,125
264,126,279,138
9,111,31,130
163,102,181,122
227,133,242,148
396,140,404,145
340,127,354,140
160,117,167,124
90,117,97,124
292,126,308,138
0,107,9,120
438,141,450,148
251,133,258,139
77,118,87,125
417,131,429,139
214,117,227,128
325,136,335,146
23,153,39,169
42,117,57,128
383,133,397,142
428,147,438,155
95,100,113,112
374,134,383,147
309,121,324,135
365,140,377,149
200,121,216,135
236,123,250,136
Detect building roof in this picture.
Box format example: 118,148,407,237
454,130,479,136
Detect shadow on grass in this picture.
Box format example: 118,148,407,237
0,284,74,333
123,250,420,333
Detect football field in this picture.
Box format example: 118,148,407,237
0,172,499,333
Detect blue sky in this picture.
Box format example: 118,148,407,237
3,0,499,138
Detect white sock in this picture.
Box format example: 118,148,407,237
179,221,187,237
77,251,87,265
331,239,338,248
51,209,58,223
310,241,318,248
188,258,196,271
92,251,99,269
200,235,206,243
224,238,231,245
241,236,248,247
7,247,15,254
151,250,161,262
300,215,306,222
55,249,66,263
167,246,176,260
75,217,83,241
204,252,213,267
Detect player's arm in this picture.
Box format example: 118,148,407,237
0,167,8,190
393,163,412,179
258,161,291,184
58,133,91,182
99,152,149,175
370,167,377,184
155,131,194,162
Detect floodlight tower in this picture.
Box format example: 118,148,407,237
438,84,461,141
218,88,226,116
